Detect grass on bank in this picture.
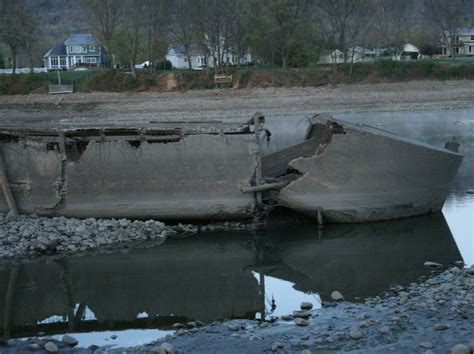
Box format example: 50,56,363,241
2,60,474,95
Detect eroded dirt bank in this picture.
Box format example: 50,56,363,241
1,80,474,127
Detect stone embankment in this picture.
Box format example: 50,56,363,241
0,214,198,261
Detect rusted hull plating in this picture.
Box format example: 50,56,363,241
0,115,463,223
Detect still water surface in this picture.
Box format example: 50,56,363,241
0,109,472,347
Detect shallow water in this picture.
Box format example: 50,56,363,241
1,109,473,348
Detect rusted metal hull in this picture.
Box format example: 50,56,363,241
0,115,463,223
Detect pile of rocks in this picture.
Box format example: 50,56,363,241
0,214,198,260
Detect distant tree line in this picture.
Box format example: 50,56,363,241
1,0,474,74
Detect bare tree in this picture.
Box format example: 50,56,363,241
81,0,124,66
116,0,146,77
227,0,250,68
15,1,40,73
0,0,20,73
374,0,414,50
424,0,468,60
142,0,169,71
248,0,311,69
169,0,196,70
316,0,375,73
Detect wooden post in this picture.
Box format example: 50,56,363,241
253,113,263,205
0,148,19,217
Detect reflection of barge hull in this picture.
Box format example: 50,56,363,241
0,114,463,223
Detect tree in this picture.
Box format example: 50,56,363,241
227,0,250,68
0,0,21,73
424,0,469,60
169,0,196,70
247,0,312,68
316,0,375,74
15,1,40,73
142,0,169,72
374,0,414,50
81,0,124,66
115,0,146,78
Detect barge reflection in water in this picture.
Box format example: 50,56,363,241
0,212,461,340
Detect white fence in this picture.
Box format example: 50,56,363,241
0,67,48,74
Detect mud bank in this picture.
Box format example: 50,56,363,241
1,80,474,126
2,265,473,353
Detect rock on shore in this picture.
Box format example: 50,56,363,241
0,214,198,260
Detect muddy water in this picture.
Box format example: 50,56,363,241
0,109,472,348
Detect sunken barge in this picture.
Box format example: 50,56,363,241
0,113,463,223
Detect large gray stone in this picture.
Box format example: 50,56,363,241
331,291,344,301
450,344,470,354
44,341,58,352
61,334,78,347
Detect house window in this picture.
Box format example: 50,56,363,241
184,57,187,62
85,57,97,63
89,45,96,52
60,57,66,66
456,47,460,54
198,57,200,64
51,56,58,66
471,36,474,40
470,46,472,53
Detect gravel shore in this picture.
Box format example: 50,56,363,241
142,265,474,354
0,214,198,262
2,265,473,353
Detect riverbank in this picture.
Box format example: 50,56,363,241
2,265,473,353
154,265,474,354
1,80,474,128
2,61,474,95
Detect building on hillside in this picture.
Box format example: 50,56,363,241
43,33,107,70
440,28,474,56
165,43,252,69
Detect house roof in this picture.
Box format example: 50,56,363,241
401,43,419,53
44,43,66,58
452,28,474,36
169,44,203,56
64,33,98,46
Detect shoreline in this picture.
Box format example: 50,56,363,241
2,266,473,353
1,80,474,127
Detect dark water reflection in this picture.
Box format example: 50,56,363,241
0,212,462,339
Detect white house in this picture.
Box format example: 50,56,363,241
43,33,107,70
165,43,252,69
441,28,474,56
